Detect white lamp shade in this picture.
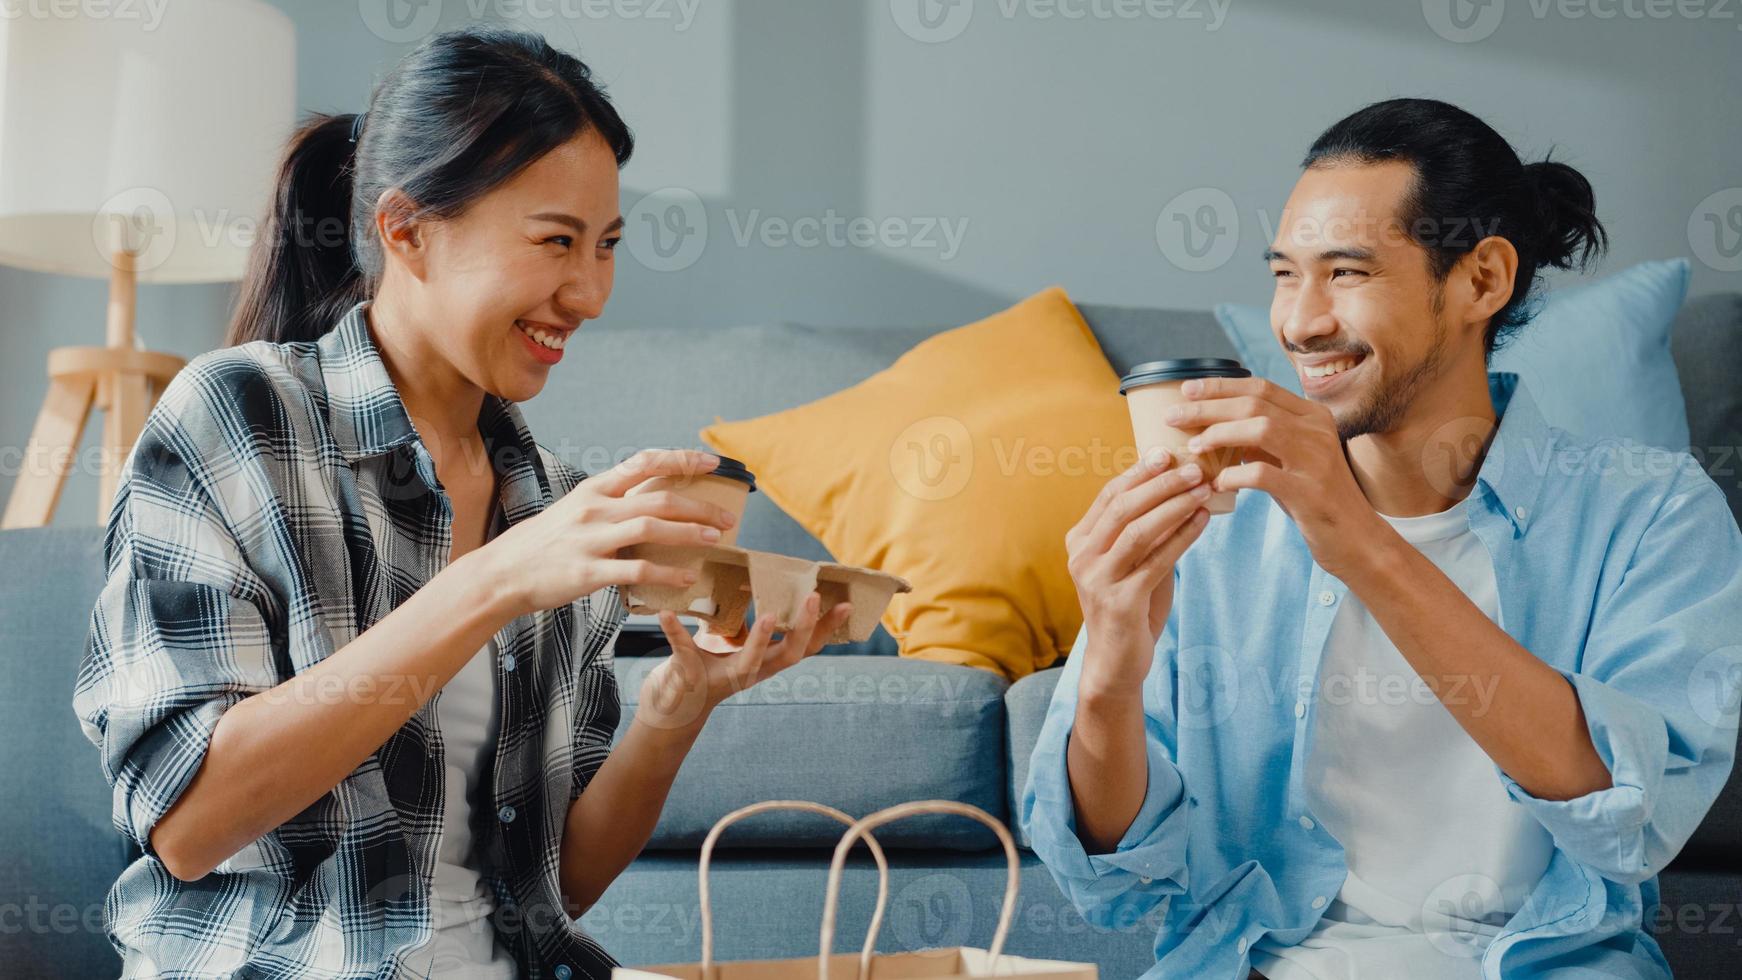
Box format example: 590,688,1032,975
0,0,296,283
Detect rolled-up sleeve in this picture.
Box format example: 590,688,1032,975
72,404,280,859
1019,609,1190,928
1499,473,1742,885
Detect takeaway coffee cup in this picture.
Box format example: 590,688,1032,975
1119,358,1252,515
621,453,758,618
626,453,757,546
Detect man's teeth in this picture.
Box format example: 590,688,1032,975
517,321,567,350
1302,356,1362,379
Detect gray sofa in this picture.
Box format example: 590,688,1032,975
4,296,1739,978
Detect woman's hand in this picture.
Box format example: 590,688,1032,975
476,448,739,619
1066,448,1212,696
635,594,855,731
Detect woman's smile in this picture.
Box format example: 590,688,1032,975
515,318,573,365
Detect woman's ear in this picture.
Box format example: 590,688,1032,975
373,188,428,280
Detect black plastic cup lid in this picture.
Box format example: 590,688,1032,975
705,454,757,493
1119,358,1251,395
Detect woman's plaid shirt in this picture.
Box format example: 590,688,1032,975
73,303,627,979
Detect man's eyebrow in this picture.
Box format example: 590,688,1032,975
1263,246,1377,263
527,212,625,235
1318,246,1376,262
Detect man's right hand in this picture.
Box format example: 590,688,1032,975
1066,448,1213,694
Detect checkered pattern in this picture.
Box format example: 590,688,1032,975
73,302,626,979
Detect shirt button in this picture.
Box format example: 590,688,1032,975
1515,505,1529,521
1299,815,1315,830
1294,701,1307,719
502,653,517,672
1237,938,1248,955
1312,896,1327,909
1139,876,1153,884
1318,589,1336,606
555,967,572,980
498,805,517,824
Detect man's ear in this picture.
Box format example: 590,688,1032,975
1458,236,1519,329
373,188,428,280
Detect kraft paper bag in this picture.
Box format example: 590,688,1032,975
612,800,1097,980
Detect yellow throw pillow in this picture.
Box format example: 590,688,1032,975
700,287,1136,680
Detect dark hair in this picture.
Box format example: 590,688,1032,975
1302,98,1606,357
226,27,634,347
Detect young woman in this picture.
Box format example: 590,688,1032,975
73,27,851,979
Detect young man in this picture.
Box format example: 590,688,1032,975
1022,98,1741,979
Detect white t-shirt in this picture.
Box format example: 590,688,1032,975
1251,495,1555,980
415,510,518,978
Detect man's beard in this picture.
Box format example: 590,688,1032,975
1332,302,1450,442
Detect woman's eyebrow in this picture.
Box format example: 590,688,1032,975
526,211,585,232
526,212,626,235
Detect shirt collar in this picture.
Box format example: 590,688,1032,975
1477,370,1554,535
317,301,555,523
318,301,420,462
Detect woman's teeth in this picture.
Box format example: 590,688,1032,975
517,321,567,350
1303,355,1363,378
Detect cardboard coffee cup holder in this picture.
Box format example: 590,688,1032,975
620,544,912,644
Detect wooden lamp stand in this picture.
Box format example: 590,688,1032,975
2,250,186,528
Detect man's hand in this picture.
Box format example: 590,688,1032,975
635,595,853,731
1166,375,1386,579
1066,448,1212,695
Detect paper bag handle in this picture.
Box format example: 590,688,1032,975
817,800,1020,980
698,800,890,980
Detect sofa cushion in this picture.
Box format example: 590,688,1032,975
1004,667,1064,851
1669,291,1742,529
1077,302,1238,377
614,655,1009,850
0,528,128,978
701,289,1144,681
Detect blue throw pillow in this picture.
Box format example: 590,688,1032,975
1212,258,1693,450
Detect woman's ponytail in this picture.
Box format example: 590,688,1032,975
224,27,634,349
224,112,368,347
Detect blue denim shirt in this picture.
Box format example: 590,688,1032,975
1021,373,1742,979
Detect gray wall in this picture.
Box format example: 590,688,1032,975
6,0,1739,524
